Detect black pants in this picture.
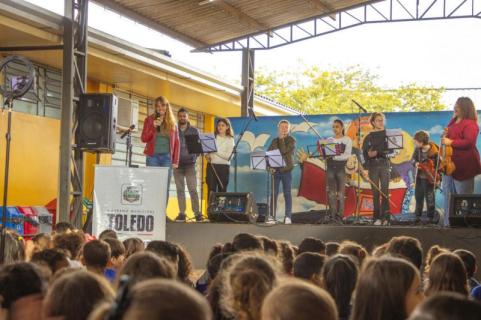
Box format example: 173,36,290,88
327,162,347,218
415,177,435,218
206,163,230,199
368,160,390,221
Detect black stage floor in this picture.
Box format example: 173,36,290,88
166,222,481,277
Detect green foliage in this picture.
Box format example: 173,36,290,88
255,66,446,114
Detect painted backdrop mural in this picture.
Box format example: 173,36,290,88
227,111,481,221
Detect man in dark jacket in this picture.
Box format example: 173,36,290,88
173,108,201,222
268,119,296,224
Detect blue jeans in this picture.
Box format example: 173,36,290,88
273,171,292,219
146,153,172,207
442,175,474,226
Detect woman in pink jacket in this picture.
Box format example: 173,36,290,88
141,96,180,204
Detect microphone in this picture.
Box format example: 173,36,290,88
155,111,161,132
120,124,135,139
248,107,258,121
352,99,368,113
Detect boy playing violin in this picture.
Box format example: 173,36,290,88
412,130,440,224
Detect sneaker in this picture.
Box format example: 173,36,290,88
284,217,292,225
373,219,382,226
174,214,186,222
195,214,203,222
264,217,276,225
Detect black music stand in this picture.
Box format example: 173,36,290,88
185,133,217,220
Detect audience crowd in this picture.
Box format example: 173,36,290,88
1,223,481,320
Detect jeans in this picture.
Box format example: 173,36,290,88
442,175,474,226
368,160,390,221
273,170,292,219
414,178,435,218
206,164,230,200
173,165,200,216
146,153,172,207
327,163,346,218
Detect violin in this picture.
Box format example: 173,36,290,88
439,128,456,176
418,159,442,186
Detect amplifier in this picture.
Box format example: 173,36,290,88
449,194,481,227
207,192,265,223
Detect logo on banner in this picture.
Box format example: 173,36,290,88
121,184,143,205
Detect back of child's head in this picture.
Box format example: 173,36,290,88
117,251,175,287
53,222,74,234
223,254,278,320
408,292,481,320
103,238,125,259
43,270,114,320
386,236,423,270
82,239,111,270
278,241,295,274
145,240,179,265
258,236,279,256
453,249,477,278
425,252,468,297
322,254,359,319
339,240,368,266
298,237,326,255
424,245,449,274
232,233,263,252
293,252,326,284
31,248,69,274
122,279,212,320
207,252,231,280
32,233,51,250
0,262,45,309
122,237,144,259
325,241,340,256
52,231,85,259
98,229,118,240
0,232,25,263
261,279,338,320
372,243,389,257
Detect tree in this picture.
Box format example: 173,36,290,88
255,66,446,114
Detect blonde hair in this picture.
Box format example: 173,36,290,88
154,96,176,132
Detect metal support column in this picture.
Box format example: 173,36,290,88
58,0,88,227
241,48,255,117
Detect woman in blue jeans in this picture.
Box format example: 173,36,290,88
141,96,180,205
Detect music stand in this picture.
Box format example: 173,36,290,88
250,149,285,223
185,133,218,220
386,129,403,150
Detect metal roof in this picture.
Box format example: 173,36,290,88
93,0,379,50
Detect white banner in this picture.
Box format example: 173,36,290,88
93,166,168,241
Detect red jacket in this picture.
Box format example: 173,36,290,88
447,118,481,181
141,114,180,166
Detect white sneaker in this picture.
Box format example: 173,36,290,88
373,219,382,226
284,217,292,225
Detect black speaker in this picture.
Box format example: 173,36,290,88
449,194,481,227
207,192,264,223
76,93,118,153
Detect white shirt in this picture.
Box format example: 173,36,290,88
210,135,235,165
328,136,352,161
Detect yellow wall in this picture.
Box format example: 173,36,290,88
0,111,59,206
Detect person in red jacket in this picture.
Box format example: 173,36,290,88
441,97,481,226
141,96,180,206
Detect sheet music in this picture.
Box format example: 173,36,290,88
251,151,267,170
266,149,285,168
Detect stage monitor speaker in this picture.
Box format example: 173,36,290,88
207,192,264,223
76,93,118,153
449,194,481,227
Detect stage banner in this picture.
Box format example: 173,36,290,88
93,166,168,241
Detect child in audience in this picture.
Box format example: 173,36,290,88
408,292,481,320
31,248,69,274
293,252,326,286
338,240,368,266
80,239,111,276
350,256,424,320
98,229,118,240
322,254,359,320
425,252,469,296
453,249,480,291
261,279,338,320
102,237,126,282
122,237,145,259
298,237,326,255
325,241,340,256
386,236,423,270
423,245,449,275
52,230,84,268
146,240,180,273
278,241,295,274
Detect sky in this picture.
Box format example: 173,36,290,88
25,0,481,108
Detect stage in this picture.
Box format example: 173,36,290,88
166,222,481,277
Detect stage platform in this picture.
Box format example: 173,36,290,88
166,222,481,276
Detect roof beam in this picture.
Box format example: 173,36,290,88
306,0,337,20
92,0,208,48
202,0,269,31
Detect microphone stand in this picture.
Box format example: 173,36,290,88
0,96,14,264
228,107,257,192
351,100,367,225
121,125,136,168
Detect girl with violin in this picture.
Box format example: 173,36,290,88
412,130,439,223
441,97,481,227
